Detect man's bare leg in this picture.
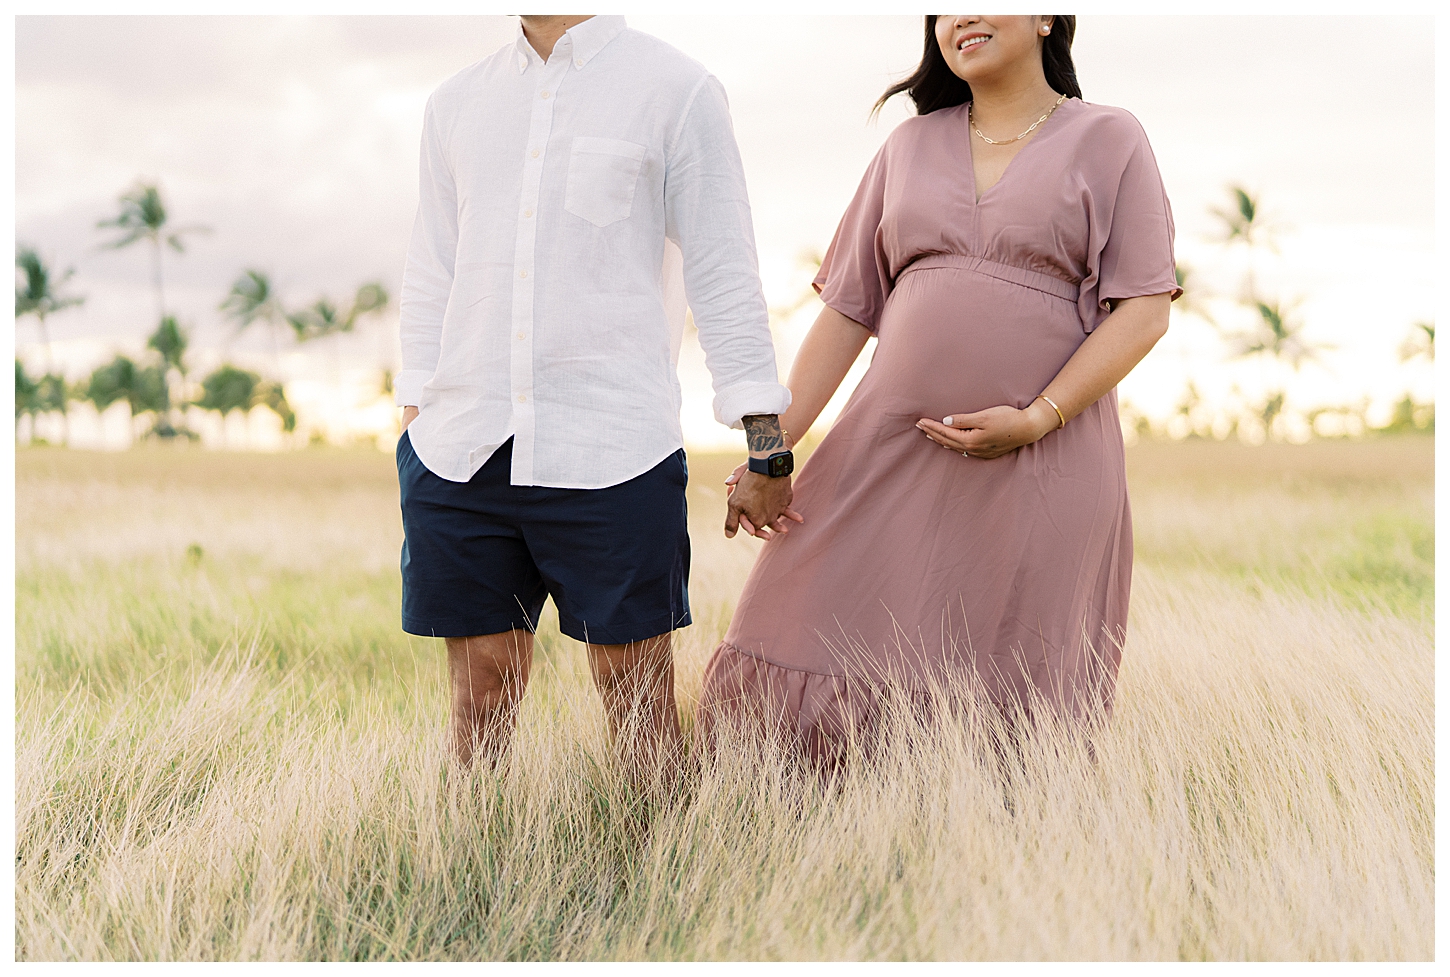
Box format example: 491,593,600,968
586,632,682,791
445,629,534,768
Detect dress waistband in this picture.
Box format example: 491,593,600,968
898,254,1080,302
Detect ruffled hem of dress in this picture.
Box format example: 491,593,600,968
696,641,855,766
697,640,995,766
695,640,1101,769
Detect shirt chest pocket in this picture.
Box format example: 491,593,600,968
564,137,646,228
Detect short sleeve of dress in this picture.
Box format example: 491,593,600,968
813,146,891,335
1081,114,1183,332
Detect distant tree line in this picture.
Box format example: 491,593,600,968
16,180,390,445
1148,185,1432,442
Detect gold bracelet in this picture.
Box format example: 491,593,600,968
1036,394,1065,430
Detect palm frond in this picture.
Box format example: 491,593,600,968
221,269,280,333
16,246,85,320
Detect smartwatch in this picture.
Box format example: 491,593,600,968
748,450,794,478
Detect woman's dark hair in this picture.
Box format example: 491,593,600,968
874,16,1081,117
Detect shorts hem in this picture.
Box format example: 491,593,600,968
558,611,693,645
401,614,538,639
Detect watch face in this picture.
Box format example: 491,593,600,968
768,452,794,477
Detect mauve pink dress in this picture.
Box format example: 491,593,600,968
698,99,1181,757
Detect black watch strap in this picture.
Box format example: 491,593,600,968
748,450,794,478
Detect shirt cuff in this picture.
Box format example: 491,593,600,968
714,382,793,430
393,369,432,407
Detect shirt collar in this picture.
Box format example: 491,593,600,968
514,16,627,73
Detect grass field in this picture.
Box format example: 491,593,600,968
14,435,1433,960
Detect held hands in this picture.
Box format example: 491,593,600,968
725,413,804,540
916,400,1059,460
724,468,803,539
724,425,802,540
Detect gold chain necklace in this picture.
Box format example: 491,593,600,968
969,93,1068,145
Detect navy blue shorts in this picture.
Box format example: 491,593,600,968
397,433,691,644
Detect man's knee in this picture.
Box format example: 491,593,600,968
447,630,533,707
587,634,673,695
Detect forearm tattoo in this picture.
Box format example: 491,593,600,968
743,414,784,455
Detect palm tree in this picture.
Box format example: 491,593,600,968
197,364,258,448
84,355,168,442
15,246,84,374
196,364,296,444
287,281,391,380
16,360,40,442
97,181,208,323
254,380,296,434
16,246,85,444
1210,186,1332,439
146,316,194,437
1212,186,1272,249
197,364,258,414
13,360,69,446
221,269,286,368
1258,390,1286,431
1227,299,1332,372
1211,185,1278,300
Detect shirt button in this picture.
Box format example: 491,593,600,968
518,395,527,403
540,90,550,99
531,149,540,158
523,208,533,218
519,270,528,278
575,59,584,67
517,332,526,340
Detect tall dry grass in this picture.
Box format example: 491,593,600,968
14,438,1434,960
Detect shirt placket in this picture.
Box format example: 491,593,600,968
509,50,570,485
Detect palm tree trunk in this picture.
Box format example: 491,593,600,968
150,234,166,322
34,315,71,446
37,314,54,376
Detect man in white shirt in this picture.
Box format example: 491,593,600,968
396,14,798,774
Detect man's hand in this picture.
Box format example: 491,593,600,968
401,405,419,431
725,470,801,539
726,413,803,539
724,462,804,537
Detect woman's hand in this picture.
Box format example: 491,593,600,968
916,400,1059,460
401,405,420,431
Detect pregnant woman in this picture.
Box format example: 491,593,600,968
699,15,1180,764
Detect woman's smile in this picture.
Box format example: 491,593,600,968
956,31,991,52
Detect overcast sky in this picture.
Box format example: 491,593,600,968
14,14,1436,446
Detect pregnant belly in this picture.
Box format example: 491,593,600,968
858,264,1086,420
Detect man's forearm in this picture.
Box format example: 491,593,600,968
743,414,785,459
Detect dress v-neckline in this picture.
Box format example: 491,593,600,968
965,97,1072,205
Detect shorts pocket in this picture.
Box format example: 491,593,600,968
396,431,424,494
564,137,645,227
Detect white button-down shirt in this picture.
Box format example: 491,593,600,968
396,16,790,488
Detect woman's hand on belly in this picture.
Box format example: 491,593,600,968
915,400,1060,460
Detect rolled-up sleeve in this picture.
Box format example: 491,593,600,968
395,95,457,407
664,74,791,430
